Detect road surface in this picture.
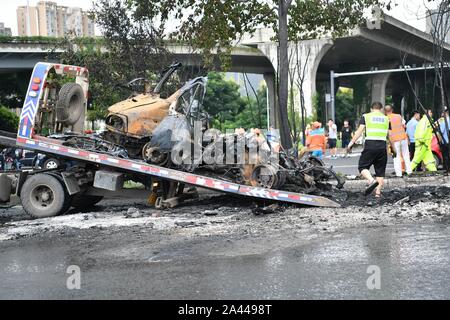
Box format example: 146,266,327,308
1,221,449,299
323,148,395,176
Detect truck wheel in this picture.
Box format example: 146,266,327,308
56,83,85,125
45,172,72,215
20,173,69,218
71,194,103,210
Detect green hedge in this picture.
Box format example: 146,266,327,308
0,36,103,45
0,106,19,132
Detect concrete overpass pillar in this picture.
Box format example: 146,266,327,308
370,72,390,105
257,39,333,118
263,73,278,128
392,93,404,113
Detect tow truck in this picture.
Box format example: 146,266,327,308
0,62,342,219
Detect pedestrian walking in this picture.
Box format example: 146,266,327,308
384,105,412,177
406,110,420,159
411,110,437,172
327,119,338,159
340,120,353,154
439,108,449,170
347,102,392,198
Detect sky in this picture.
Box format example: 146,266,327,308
0,0,440,36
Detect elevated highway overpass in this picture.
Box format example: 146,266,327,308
1,15,450,126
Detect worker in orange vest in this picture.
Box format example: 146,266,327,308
305,121,327,160
385,105,412,177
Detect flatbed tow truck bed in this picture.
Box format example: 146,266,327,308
0,62,340,219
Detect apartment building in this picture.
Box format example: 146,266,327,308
17,1,94,37
0,22,12,36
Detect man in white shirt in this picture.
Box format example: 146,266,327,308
327,119,338,159
406,110,420,159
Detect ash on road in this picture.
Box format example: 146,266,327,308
1,183,450,299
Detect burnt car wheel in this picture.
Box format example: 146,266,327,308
142,143,169,166
250,164,280,189
43,158,60,169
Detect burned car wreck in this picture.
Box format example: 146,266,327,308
100,63,345,196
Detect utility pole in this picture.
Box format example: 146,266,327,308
266,85,270,130
330,70,335,122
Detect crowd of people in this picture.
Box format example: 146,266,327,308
301,102,449,198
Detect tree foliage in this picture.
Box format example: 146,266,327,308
0,106,19,133
335,89,357,128
203,72,267,131
129,0,383,149
0,71,30,109
55,0,175,122
203,72,244,130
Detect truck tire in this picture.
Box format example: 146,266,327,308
45,172,73,215
20,173,69,218
56,83,85,125
71,194,103,210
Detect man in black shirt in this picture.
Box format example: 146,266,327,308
340,120,353,150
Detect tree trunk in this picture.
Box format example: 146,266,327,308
277,1,293,150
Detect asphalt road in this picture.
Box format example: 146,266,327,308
1,222,449,299
323,148,395,176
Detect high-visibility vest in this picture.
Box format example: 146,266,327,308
364,111,389,141
388,113,407,142
414,115,433,142
307,128,326,151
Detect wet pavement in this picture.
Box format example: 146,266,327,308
323,148,395,176
1,222,449,299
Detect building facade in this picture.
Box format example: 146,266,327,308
17,1,94,37
0,22,12,36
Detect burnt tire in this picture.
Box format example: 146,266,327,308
71,194,103,209
20,173,69,218
56,83,85,125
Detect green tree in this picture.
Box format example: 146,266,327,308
0,71,30,109
129,0,385,150
335,89,356,128
236,84,268,130
55,0,173,124
0,106,19,133
203,72,245,131
203,73,268,131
